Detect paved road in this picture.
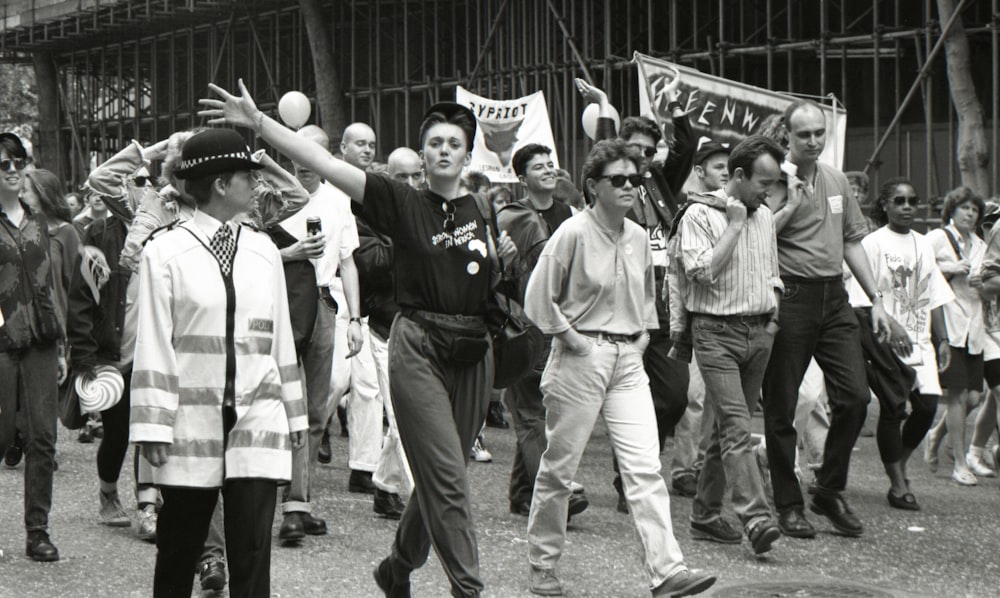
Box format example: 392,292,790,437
2,412,998,597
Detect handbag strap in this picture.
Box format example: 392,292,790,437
943,227,964,260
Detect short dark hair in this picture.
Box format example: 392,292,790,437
24,169,71,223
418,104,477,149
619,116,662,144
727,135,785,179
462,171,490,194
941,185,986,226
845,171,869,193
871,176,914,227
782,100,823,132
0,133,27,159
512,144,552,177
583,138,642,183
184,172,235,206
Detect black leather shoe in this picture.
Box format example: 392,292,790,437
373,557,411,597
349,469,377,494
278,512,305,543
568,493,589,518
199,559,226,591
302,512,328,535
777,507,816,538
486,400,510,429
748,519,782,555
4,431,24,467
810,492,863,537
671,473,697,498
25,531,60,562
374,488,405,520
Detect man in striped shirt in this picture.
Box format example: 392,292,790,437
675,135,785,555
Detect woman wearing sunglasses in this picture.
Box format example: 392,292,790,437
923,186,987,485
522,138,715,597
200,80,515,598
0,132,63,562
848,178,953,508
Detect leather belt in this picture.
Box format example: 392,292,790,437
577,330,643,344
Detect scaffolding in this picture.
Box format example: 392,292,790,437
1,0,997,200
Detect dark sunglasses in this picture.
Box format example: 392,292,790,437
891,195,920,207
132,175,150,188
1,158,27,172
598,174,644,188
441,201,456,233
628,143,657,158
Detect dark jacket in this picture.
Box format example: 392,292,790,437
67,216,130,370
353,215,398,341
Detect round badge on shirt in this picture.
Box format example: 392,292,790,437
467,262,480,275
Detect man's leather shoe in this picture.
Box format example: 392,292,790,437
568,493,589,517
529,565,563,596
777,507,816,538
199,559,226,591
349,469,377,494
374,488,405,520
486,400,510,429
748,519,782,555
25,531,59,562
302,512,328,535
278,512,306,543
373,557,411,597
651,569,716,597
671,473,697,498
810,492,863,537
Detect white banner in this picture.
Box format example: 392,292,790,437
455,86,559,183
634,52,847,169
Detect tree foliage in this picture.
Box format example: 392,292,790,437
0,63,39,136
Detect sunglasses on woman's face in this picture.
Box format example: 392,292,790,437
132,175,150,188
598,174,644,188
441,201,456,233
0,158,27,172
891,195,920,207
627,143,657,158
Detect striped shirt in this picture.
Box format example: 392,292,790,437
677,190,782,316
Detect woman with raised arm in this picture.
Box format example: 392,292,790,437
202,80,515,598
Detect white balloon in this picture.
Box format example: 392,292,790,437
278,91,312,129
581,103,621,140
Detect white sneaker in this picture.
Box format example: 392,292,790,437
470,436,493,462
99,491,131,527
134,504,157,542
967,451,997,478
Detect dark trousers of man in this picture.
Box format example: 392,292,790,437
507,338,551,507
385,313,492,598
154,479,277,598
97,369,132,485
0,343,58,534
762,277,869,512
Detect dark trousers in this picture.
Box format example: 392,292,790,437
98,368,132,484
386,314,491,598
154,479,277,598
0,343,58,533
762,278,869,511
645,328,691,444
507,339,551,506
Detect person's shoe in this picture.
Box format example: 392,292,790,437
199,559,226,591
92,422,104,439
373,557,411,597
4,432,25,467
99,490,131,527
278,512,306,543
25,531,59,562
486,400,510,429
651,569,717,597
470,436,493,462
809,492,863,537
317,429,332,464
78,426,94,444
133,504,157,542
952,467,978,486
349,469,377,494
747,519,782,555
302,512,328,535
967,450,997,478
671,473,697,498
529,565,563,596
887,490,921,511
777,507,816,538
567,493,589,518
690,518,742,544
337,403,349,438
509,500,531,516
374,488,405,520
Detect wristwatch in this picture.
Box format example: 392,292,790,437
349,317,362,324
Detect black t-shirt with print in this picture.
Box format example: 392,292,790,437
362,173,491,315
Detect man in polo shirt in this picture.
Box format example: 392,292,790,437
762,100,896,539
675,135,784,555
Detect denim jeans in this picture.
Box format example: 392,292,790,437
528,337,687,588
762,278,869,511
689,315,775,528
370,331,413,497
0,343,58,533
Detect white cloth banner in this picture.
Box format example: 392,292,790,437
633,52,847,169
455,86,559,183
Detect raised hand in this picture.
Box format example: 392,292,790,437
198,79,261,130
574,77,608,105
